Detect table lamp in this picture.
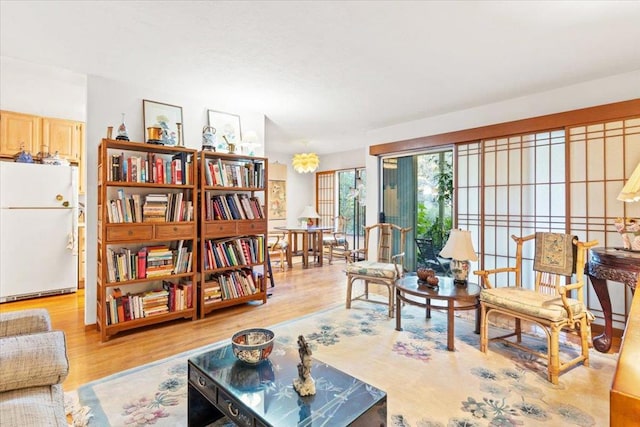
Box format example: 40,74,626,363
298,205,320,228
615,161,640,251
439,229,478,286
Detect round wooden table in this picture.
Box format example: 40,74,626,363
395,274,481,351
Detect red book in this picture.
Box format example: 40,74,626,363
137,248,147,279
155,158,164,184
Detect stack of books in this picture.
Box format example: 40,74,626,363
146,245,174,277
143,193,168,222
141,289,170,316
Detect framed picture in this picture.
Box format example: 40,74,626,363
143,99,183,145
208,110,241,152
268,180,287,219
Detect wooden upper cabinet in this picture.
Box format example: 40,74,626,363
0,110,41,157
42,117,82,162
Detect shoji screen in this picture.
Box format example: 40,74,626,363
568,117,640,329
457,130,566,288
316,171,335,227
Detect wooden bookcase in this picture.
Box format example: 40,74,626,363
96,139,197,341
198,151,268,318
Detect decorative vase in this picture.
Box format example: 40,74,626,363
450,259,471,286
176,122,183,146
116,113,130,141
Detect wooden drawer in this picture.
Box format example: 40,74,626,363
237,220,266,235
189,365,217,405
155,223,194,240
204,221,237,236
106,224,153,242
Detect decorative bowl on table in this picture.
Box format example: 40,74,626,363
231,328,275,365
417,268,439,287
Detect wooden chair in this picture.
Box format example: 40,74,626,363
323,215,349,264
345,223,411,317
267,231,288,271
474,233,598,384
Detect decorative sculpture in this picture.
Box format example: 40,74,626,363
293,335,315,396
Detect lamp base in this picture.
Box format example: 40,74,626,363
450,259,471,286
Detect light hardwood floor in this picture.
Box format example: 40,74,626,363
0,260,620,391
0,261,349,390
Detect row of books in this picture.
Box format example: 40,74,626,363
107,191,194,223
203,158,264,188
204,192,265,221
203,236,264,270
105,281,193,325
105,243,193,283
203,269,262,302
109,151,193,185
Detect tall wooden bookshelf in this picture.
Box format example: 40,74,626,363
198,151,268,318
97,139,197,341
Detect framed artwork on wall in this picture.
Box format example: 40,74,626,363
208,110,242,152
143,99,183,145
268,180,287,219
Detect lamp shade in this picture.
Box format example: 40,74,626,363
617,162,640,202
439,229,478,262
292,153,320,173
298,205,320,220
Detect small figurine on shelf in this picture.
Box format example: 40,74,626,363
176,122,183,146
13,144,34,163
293,335,315,396
116,113,130,141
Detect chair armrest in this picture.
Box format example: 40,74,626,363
0,309,52,337
392,252,406,276
473,267,518,289
0,330,69,393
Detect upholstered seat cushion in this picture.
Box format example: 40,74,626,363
481,287,585,322
323,236,346,245
0,384,67,427
346,261,398,279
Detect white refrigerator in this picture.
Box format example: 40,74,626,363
0,162,78,302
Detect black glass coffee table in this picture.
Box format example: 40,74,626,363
188,343,387,426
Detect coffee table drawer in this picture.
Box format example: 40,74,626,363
189,365,217,404
217,388,253,427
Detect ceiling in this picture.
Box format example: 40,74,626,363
2,1,640,154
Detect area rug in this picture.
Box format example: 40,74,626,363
67,303,617,427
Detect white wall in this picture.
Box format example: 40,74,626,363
0,56,87,121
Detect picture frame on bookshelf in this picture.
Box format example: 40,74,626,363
207,110,241,153
143,99,183,146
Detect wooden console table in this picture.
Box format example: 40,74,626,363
586,247,639,353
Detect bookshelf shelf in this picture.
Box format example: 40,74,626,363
96,138,198,341
198,151,268,318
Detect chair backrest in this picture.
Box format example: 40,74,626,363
334,215,347,234
362,223,411,264
511,233,597,303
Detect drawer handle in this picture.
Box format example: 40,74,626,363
197,376,205,387
173,226,178,231
228,403,239,417
128,230,133,236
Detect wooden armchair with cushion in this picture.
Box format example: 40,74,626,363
474,232,598,384
323,215,349,264
345,223,411,317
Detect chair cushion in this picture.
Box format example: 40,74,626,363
480,287,585,322
346,261,398,279
323,236,346,245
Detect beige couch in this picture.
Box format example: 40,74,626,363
0,309,69,426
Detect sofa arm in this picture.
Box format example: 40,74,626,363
0,330,69,393
0,309,52,337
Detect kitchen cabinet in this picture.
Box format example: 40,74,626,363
0,110,41,157
0,111,83,164
42,117,82,162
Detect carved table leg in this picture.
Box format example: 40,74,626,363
590,275,613,353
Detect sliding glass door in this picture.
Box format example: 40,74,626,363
381,149,453,271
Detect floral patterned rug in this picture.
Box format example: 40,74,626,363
67,303,616,427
